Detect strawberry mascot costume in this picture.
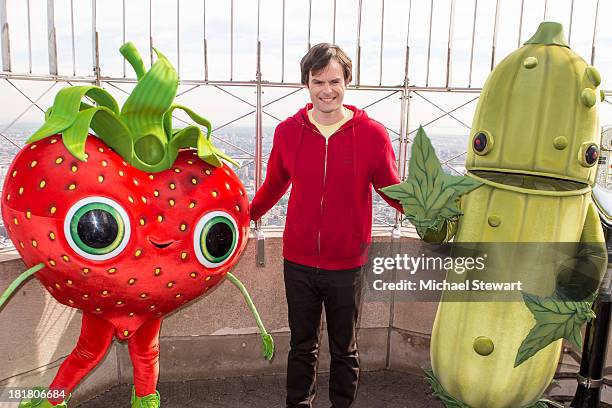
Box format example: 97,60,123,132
0,43,274,407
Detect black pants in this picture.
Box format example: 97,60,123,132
284,259,363,408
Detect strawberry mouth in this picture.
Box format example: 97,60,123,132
148,238,175,249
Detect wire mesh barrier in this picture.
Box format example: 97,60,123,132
0,0,611,248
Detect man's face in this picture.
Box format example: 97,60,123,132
307,59,347,115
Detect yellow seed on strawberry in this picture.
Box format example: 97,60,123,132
31,240,38,248
191,178,198,185
235,205,240,212
50,138,58,144
133,179,139,186
154,267,162,276
149,305,156,310
135,249,142,257
211,191,218,198
140,293,147,298
98,147,104,153
18,187,24,195
128,312,135,317
205,276,211,282
49,260,56,266
149,174,154,180
175,293,181,299
128,278,136,285
68,183,76,190
13,218,18,225
189,201,196,208
157,215,163,222
174,168,181,173
66,280,73,285
30,160,38,168
62,255,70,262
6,194,10,201
68,299,74,305
71,165,77,173
82,294,89,299
30,144,37,150
101,160,108,167
187,160,194,165
50,206,57,214
239,189,244,196
205,169,211,175
54,283,61,289
82,268,90,274
119,170,125,176
19,242,24,249
49,232,55,240
11,170,17,177
123,330,129,336
25,211,31,219
170,183,176,190
141,197,147,204
95,307,101,312
190,272,197,278
180,252,187,260
55,157,64,164
117,300,124,305
39,180,46,188
180,223,187,231
224,182,230,190
139,218,145,226
128,196,134,203
167,281,175,288
169,199,175,206
97,175,104,183
101,290,109,296
108,267,117,274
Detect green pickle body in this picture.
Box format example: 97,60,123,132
429,23,605,407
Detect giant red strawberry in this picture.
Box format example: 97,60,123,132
0,43,272,408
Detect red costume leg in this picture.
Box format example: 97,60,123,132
128,317,162,397
47,312,115,405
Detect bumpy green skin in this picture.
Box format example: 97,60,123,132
429,22,606,408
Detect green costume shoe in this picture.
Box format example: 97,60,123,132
131,387,160,408
18,387,68,408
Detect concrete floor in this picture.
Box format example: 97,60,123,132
78,371,445,408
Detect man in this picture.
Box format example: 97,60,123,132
249,43,402,408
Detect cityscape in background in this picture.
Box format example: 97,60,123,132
0,124,468,247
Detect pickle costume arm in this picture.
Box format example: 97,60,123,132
381,126,481,240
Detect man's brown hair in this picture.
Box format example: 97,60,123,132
300,43,352,86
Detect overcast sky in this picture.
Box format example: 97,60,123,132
1,0,612,134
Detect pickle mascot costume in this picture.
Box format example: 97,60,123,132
383,22,607,408
0,43,274,407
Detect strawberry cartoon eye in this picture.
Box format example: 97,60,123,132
63,197,132,261
193,211,239,268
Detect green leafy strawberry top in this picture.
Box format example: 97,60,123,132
27,42,235,172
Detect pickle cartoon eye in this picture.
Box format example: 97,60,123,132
579,143,599,167
472,131,494,155
64,197,131,260
193,211,238,268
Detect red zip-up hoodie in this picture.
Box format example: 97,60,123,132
250,104,403,270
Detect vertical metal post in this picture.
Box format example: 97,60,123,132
47,0,58,75
543,0,548,20
404,0,412,88
355,0,362,86
425,0,433,87
230,0,234,80
568,0,575,45
1,0,11,72
281,0,285,82
176,0,180,77
255,39,265,267
149,0,153,66
468,0,478,87
307,0,312,50
122,0,125,76
517,0,524,48
27,0,32,73
491,0,500,71
71,0,76,76
446,0,455,88
203,0,208,81
378,0,385,86
332,0,336,44
92,0,100,86
591,0,599,65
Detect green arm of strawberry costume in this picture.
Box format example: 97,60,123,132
381,126,482,242
225,272,275,360
27,42,235,172
0,263,45,311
